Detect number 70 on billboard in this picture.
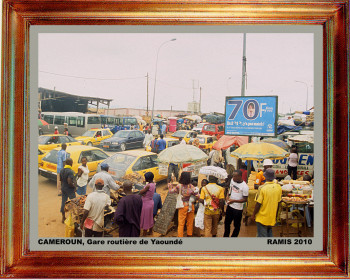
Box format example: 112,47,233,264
224,96,278,137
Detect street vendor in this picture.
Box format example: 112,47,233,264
254,159,273,189
88,163,120,196
81,178,111,237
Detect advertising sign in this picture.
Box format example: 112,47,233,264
252,153,314,178
225,96,278,137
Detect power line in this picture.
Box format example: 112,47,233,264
39,71,145,81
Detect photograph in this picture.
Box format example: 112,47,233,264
1,0,348,278
35,29,319,248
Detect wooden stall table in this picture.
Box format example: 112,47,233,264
279,198,309,237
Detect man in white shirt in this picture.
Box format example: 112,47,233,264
223,170,249,237
81,178,111,237
143,130,153,150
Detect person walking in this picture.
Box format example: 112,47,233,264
156,134,166,153
287,147,298,180
169,172,199,237
88,163,120,196
114,180,143,237
223,170,249,237
252,168,282,237
199,175,225,237
60,158,76,223
143,130,153,150
150,135,158,153
139,172,156,236
76,156,89,195
56,143,67,196
54,126,59,134
80,178,111,237
167,162,179,183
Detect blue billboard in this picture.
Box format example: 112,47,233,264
224,96,278,137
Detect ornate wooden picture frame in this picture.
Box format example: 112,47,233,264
1,0,349,278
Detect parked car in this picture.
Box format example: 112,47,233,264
38,148,47,168
38,134,81,152
192,122,208,134
196,135,217,154
38,146,109,181
202,123,225,139
145,137,180,152
100,130,145,151
97,150,167,182
76,128,113,146
171,130,197,143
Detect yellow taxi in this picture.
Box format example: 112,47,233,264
76,128,113,146
196,135,217,154
38,145,109,181
145,137,180,152
38,148,47,168
97,150,167,183
38,134,81,152
170,130,196,143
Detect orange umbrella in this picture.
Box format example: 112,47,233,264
212,135,249,150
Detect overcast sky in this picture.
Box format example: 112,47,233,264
39,32,314,114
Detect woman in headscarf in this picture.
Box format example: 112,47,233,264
139,172,156,236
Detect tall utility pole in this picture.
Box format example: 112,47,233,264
199,87,202,114
146,73,149,115
241,33,247,97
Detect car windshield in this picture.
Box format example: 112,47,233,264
42,150,71,164
82,131,96,137
197,137,206,144
103,154,136,174
172,131,187,138
113,131,130,138
38,136,51,144
196,123,205,129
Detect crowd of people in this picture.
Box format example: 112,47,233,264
59,144,283,238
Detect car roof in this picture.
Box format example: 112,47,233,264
164,137,179,141
88,128,111,131
39,134,66,137
116,150,156,157
174,130,194,133
52,145,104,153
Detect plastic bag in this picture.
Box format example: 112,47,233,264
64,213,75,237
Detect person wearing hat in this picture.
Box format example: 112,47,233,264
54,126,59,134
88,163,120,196
254,159,273,189
81,178,111,237
251,168,282,237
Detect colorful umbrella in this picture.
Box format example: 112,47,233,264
231,142,290,161
38,119,49,126
288,135,314,144
260,138,290,150
157,144,208,164
199,166,228,179
212,135,249,150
